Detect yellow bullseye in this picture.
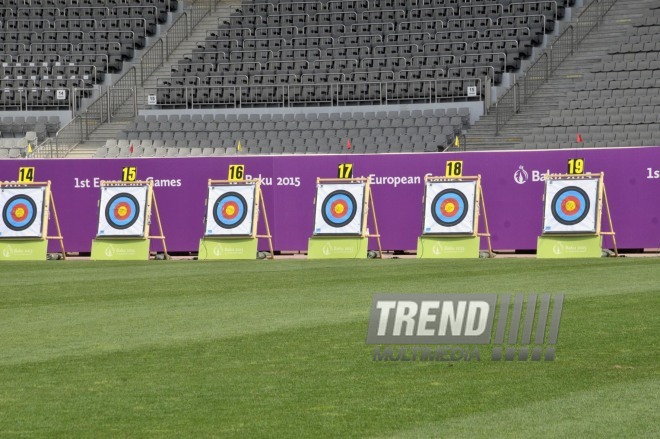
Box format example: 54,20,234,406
334,204,345,214
14,207,25,218
565,200,576,212
226,205,235,216
117,206,128,216
445,203,455,213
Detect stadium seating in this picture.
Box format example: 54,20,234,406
0,115,60,142
150,0,569,109
0,0,178,112
521,12,660,149
105,0,580,156
99,108,470,156
3,0,602,156
0,130,37,158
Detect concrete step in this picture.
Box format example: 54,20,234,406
83,122,131,147
67,147,99,158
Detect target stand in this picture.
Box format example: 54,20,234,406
91,180,169,261
198,179,274,260
416,175,493,259
308,177,382,259
537,172,617,258
0,181,66,261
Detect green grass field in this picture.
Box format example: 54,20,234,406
0,258,658,437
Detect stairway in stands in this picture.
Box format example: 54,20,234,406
463,0,651,151
71,1,239,157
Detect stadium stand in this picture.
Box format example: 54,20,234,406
466,0,660,150
149,0,567,109
0,0,179,144
15,0,650,157
100,107,470,156
521,9,660,149
100,0,574,156
0,0,177,110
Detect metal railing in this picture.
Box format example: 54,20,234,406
189,0,214,29
44,68,136,157
494,0,617,133
165,12,188,60
141,39,165,85
142,78,483,109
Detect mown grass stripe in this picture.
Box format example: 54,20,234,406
0,259,657,436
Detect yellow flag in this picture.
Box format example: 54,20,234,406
236,140,242,151
454,135,460,148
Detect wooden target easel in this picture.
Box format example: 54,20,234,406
91,180,169,260
0,180,66,260
308,177,382,259
538,172,617,258
418,174,493,258
198,178,274,260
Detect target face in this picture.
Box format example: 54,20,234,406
423,181,477,235
314,183,365,235
4,195,37,231
551,187,589,225
322,190,357,228
0,187,46,238
97,185,149,237
205,184,256,236
543,178,599,234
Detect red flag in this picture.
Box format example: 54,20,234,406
576,133,583,143
346,138,352,150
129,143,134,154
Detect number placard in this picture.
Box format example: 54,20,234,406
18,167,35,182
228,164,245,181
445,161,463,177
337,163,353,179
567,158,584,175
121,166,137,182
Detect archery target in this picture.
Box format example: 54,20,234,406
314,183,365,235
205,184,256,236
423,181,477,235
543,178,599,234
97,185,148,237
0,187,46,238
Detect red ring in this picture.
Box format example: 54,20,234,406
222,201,240,219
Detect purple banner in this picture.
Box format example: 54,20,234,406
2,147,659,252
